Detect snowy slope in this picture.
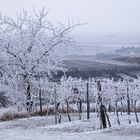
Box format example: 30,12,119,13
0,113,140,140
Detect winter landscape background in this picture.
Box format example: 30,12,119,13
0,0,140,140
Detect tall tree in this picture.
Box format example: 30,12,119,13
0,8,81,111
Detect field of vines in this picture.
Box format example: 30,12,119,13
54,76,140,126
1,75,140,127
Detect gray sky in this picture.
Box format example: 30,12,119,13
1,0,140,54
1,0,140,34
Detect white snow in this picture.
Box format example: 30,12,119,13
0,113,140,140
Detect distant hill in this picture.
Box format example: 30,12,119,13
52,56,140,80
96,46,140,59
53,47,140,80
114,56,140,64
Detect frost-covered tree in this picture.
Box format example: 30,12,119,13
0,8,81,111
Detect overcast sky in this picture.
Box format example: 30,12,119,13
1,0,140,34
0,0,140,54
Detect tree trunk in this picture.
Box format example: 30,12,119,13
26,83,33,112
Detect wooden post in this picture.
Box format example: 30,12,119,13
54,84,57,124
66,99,71,122
127,87,131,115
126,85,131,124
87,82,90,119
77,98,82,120
104,106,111,127
115,101,120,125
134,100,139,122
97,80,108,129
39,86,43,117
121,100,123,115
100,104,107,129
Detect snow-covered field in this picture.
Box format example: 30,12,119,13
0,113,140,140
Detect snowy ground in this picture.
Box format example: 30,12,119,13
0,113,140,140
